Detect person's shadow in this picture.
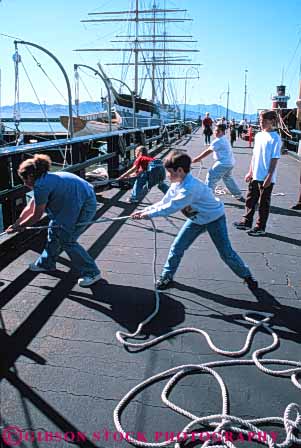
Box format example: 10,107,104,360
172,282,301,344
43,280,185,347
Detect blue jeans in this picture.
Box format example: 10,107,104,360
206,162,242,197
162,215,251,280
131,172,169,200
34,196,100,277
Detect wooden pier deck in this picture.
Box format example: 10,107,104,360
1,129,301,447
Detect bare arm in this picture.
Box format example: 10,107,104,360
245,157,254,182
15,198,35,223
192,147,213,163
117,165,137,180
6,201,46,233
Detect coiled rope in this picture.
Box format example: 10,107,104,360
113,313,301,448
2,212,301,447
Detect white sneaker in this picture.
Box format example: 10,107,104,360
78,273,102,287
29,263,56,272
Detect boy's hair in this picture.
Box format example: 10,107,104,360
136,145,148,156
215,123,226,133
260,110,277,121
164,150,191,173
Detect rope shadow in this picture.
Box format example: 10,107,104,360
171,282,301,344
62,282,185,338
265,232,301,247
224,202,301,217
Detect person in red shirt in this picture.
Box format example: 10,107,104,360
202,112,213,144
117,145,168,202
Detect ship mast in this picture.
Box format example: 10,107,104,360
75,2,201,105
135,0,139,96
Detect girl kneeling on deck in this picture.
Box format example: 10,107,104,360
131,150,258,291
6,154,101,288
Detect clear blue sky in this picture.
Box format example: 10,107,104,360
0,0,300,114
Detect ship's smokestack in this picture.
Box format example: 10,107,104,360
272,85,290,109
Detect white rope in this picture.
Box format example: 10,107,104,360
113,313,301,448
116,216,161,346
215,185,228,196
3,204,301,448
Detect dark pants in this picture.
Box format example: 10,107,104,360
204,127,212,144
242,180,274,231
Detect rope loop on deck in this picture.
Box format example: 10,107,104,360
113,312,301,448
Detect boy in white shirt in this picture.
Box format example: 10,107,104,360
192,124,244,202
234,110,281,236
131,150,258,291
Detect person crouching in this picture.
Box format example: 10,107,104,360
117,145,168,203
6,154,101,287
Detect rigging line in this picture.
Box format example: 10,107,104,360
24,45,68,104
0,32,23,40
288,59,301,95
284,36,301,79
13,50,21,132
19,60,57,137
77,73,96,103
121,51,132,86
139,43,155,97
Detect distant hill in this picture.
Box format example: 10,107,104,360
178,104,258,122
0,102,104,117
0,101,257,121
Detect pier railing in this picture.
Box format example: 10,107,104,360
0,122,193,230
282,129,301,153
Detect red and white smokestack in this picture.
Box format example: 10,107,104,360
271,85,290,109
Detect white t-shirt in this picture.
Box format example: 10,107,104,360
210,135,235,166
252,131,281,183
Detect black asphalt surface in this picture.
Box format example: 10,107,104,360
1,129,301,448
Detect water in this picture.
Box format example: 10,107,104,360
4,121,65,133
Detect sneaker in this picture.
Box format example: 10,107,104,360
291,203,301,210
78,273,102,287
29,263,56,272
127,198,139,203
236,196,246,203
247,227,266,236
233,221,251,230
244,276,259,291
156,277,173,290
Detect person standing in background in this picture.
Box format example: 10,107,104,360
203,112,213,145
234,110,281,236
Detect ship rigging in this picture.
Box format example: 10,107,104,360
73,0,202,129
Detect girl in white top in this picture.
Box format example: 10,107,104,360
192,124,244,202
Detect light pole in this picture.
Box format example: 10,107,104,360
110,77,136,128
219,91,226,118
243,69,248,120
184,67,199,123
226,83,230,122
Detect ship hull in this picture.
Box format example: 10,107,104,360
60,111,122,136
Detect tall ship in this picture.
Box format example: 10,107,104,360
72,1,201,131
